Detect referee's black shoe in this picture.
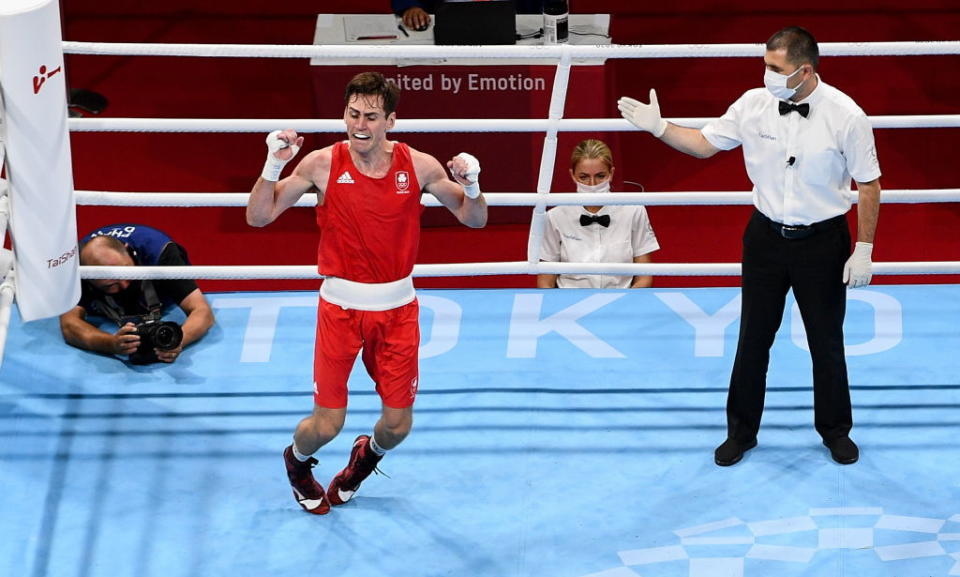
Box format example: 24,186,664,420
823,436,859,465
714,438,757,466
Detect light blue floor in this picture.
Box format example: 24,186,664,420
1,286,958,577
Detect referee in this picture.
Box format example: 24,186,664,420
617,26,881,466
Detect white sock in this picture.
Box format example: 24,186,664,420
291,441,312,462
369,433,387,456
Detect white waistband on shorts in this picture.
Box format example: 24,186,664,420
320,275,416,311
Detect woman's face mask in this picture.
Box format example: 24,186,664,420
764,65,806,100
576,180,611,194
572,157,613,193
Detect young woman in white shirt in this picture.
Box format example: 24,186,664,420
537,139,660,289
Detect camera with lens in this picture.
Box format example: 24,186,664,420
122,310,184,364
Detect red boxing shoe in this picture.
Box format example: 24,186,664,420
326,435,384,506
283,445,330,515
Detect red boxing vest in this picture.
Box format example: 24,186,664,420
317,141,423,283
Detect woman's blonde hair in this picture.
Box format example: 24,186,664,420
570,139,614,172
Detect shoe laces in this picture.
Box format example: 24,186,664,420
289,456,323,497
346,454,390,487
291,455,319,478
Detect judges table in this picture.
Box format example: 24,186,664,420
311,13,613,225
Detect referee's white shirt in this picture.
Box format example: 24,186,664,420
540,203,660,289
701,76,882,226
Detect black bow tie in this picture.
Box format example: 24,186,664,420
779,101,810,118
580,214,610,227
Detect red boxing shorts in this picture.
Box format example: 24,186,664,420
313,297,420,409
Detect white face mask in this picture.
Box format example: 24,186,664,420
576,180,611,194
764,66,806,100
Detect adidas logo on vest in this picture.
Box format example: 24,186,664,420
336,171,355,184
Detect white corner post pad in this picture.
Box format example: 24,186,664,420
1,0,81,321
261,130,300,182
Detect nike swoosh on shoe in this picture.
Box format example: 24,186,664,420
337,489,356,503
293,488,327,513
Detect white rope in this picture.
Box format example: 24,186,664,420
0,190,12,367
80,261,960,280
0,192,10,244
73,189,960,207
0,270,15,370
68,115,960,133
61,41,960,60
528,51,573,265
81,263,739,279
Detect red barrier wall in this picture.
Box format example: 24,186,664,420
61,1,960,291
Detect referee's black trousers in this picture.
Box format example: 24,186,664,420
727,210,853,443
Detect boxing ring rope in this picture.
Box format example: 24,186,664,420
0,188,14,360
67,116,960,132
74,189,960,207
80,260,960,282
62,41,960,59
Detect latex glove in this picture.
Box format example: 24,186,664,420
843,242,873,288
448,152,481,199
261,129,303,181
618,89,668,138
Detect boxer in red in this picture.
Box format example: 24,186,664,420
247,71,487,514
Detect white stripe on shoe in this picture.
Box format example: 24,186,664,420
293,488,326,511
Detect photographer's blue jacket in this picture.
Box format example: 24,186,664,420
83,224,173,266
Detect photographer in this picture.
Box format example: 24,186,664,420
59,224,214,364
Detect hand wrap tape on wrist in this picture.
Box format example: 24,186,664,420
261,156,288,182
261,130,298,182
463,182,481,199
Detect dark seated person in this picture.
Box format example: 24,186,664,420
58,224,214,364
393,0,544,31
